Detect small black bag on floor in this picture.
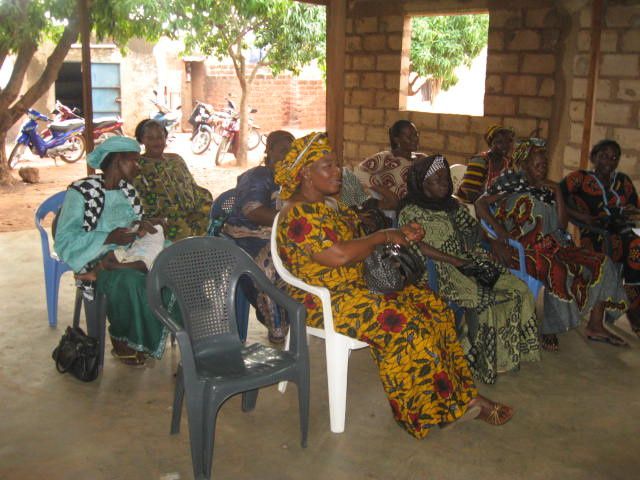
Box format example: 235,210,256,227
52,326,100,382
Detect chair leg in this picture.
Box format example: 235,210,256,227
241,389,259,412
72,288,83,329
277,332,292,393
202,398,224,480
83,292,107,370
184,386,207,480
45,262,63,328
171,363,184,435
325,340,351,434
297,370,310,448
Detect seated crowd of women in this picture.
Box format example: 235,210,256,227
53,117,638,438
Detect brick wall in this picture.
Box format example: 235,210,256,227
203,65,325,133
564,2,640,180
343,4,562,167
342,0,640,188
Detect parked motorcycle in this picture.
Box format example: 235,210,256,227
214,100,263,165
150,90,181,140
9,108,85,169
41,100,124,144
188,101,228,154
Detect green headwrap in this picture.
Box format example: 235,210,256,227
87,136,141,169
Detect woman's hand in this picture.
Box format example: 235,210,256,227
488,238,514,266
400,222,424,242
105,227,137,245
136,220,159,237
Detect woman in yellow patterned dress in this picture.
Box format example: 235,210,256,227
133,119,213,241
274,132,514,438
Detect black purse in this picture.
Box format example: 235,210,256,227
52,326,100,382
457,258,501,289
364,242,425,294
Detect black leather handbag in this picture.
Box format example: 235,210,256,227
364,242,425,294
52,326,100,382
457,258,501,289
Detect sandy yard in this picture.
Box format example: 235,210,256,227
0,132,297,232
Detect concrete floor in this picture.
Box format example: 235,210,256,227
1,228,639,480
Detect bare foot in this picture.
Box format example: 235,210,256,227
468,395,514,426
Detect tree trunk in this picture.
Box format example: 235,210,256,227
0,131,17,185
236,84,249,168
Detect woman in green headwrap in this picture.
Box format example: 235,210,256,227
274,132,515,439
54,136,171,366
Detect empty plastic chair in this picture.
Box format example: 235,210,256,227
147,236,309,480
271,213,369,434
35,191,73,327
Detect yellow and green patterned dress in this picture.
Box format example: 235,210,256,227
276,201,477,438
134,153,213,241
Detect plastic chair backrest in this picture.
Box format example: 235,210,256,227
35,191,69,262
147,236,254,353
449,164,467,194
208,189,237,236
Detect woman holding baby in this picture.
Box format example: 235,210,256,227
54,136,172,366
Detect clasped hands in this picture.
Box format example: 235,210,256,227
381,222,424,246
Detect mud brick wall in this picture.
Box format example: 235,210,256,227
204,65,325,133
564,2,640,180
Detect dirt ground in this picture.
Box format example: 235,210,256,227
0,133,287,233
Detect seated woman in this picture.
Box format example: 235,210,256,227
457,125,515,203
274,132,514,438
560,139,640,338
398,155,540,384
223,130,294,343
477,139,629,351
54,137,172,366
355,119,424,199
133,119,213,241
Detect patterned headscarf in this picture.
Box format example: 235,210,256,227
400,154,459,212
484,125,515,146
274,132,333,200
512,137,547,168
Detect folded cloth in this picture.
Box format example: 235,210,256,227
113,225,165,270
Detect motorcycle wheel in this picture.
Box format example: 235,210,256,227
212,124,223,145
191,129,212,155
59,135,86,163
215,137,232,166
247,127,261,151
8,143,27,169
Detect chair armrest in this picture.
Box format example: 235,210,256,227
146,276,184,334
480,219,527,274
240,265,307,356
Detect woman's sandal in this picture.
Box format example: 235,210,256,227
111,349,146,367
541,334,559,352
477,402,514,426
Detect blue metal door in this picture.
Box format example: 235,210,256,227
91,63,121,118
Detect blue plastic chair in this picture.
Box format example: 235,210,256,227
35,191,74,327
480,220,544,301
209,189,251,340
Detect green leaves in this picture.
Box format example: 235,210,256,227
410,14,489,91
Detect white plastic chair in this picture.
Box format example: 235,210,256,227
271,213,369,433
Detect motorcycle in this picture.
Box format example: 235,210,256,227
41,100,124,144
188,101,228,154
9,108,86,169
214,99,263,166
150,90,181,141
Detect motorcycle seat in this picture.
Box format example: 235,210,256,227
93,117,120,128
49,119,84,133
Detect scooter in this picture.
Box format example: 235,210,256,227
41,100,124,144
9,109,85,169
188,100,231,154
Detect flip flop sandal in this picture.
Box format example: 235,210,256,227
482,403,514,426
586,334,628,347
440,405,481,430
111,349,146,367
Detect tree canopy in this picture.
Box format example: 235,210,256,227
165,0,326,166
410,14,489,93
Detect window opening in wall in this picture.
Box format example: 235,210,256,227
403,13,489,116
